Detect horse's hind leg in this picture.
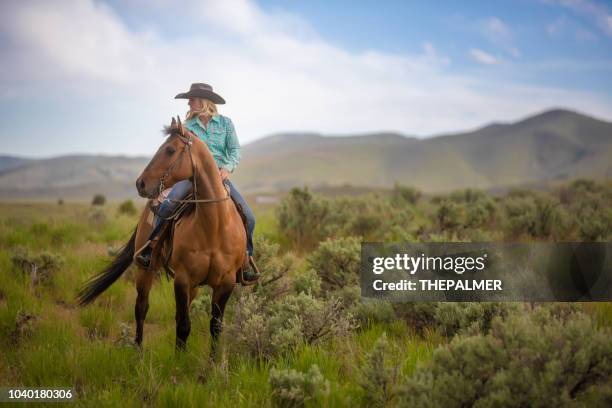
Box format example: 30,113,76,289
210,277,235,358
135,268,154,346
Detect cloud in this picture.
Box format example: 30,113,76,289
574,26,598,41
541,0,612,36
421,42,451,66
0,0,611,157
479,17,521,58
469,49,501,65
1,1,148,84
484,17,511,39
546,14,598,41
546,15,568,36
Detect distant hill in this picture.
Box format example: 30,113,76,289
0,155,31,173
0,155,148,200
234,108,612,193
0,108,610,199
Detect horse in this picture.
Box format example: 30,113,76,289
77,116,247,354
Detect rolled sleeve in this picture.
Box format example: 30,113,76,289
223,118,241,173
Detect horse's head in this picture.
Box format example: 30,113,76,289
136,116,194,199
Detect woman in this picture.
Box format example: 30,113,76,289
135,83,259,281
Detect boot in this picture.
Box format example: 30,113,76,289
134,238,158,268
135,222,164,268
242,253,261,282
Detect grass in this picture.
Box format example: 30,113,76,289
0,202,434,406
0,198,610,407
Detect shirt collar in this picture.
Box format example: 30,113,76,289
193,114,220,129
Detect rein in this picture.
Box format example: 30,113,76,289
158,126,230,205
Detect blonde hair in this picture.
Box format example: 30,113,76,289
186,98,218,121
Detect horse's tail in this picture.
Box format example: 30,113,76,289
77,229,137,306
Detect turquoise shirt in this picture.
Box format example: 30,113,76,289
184,114,241,172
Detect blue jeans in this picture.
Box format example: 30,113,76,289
154,179,255,256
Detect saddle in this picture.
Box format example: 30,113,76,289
148,191,258,286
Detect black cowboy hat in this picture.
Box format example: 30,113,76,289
174,83,226,104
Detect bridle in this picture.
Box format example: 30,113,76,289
158,118,230,205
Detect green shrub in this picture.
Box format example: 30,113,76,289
464,199,497,229
394,302,517,338
503,192,562,238
433,302,518,337
10,310,37,345
11,249,63,286
277,187,416,247
336,285,396,326
398,307,612,407
393,303,439,334
190,290,212,320
269,364,330,407
115,322,134,348
559,178,607,206
92,194,106,206
449,188,489,204
307,236,361,292
391,183,421,206
503,194,537,237
118,199,137,216
435,199,462,233
276,187,335,250
227,292,356,359
569,192,612,241
225,293,268,358
359,333,401,407
292,268,322,296
348,212,382,238
251,236,297,301
558,179,612,240
331,195,413,240
533,194,562,237
270,293,356,351
577,208,610,240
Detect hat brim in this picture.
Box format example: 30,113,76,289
175,90,226,104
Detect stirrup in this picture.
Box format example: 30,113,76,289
239,256,260,286
134,240,153,268
134,232,162,269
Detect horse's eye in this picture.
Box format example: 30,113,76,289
166,146,176,156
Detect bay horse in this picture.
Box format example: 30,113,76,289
77,116,246,353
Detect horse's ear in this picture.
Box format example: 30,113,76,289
177,116,183,135
171,117,177,128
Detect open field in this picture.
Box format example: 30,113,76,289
1,179,611,407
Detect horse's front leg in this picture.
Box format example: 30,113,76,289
209,277,235,359
174,274,192,351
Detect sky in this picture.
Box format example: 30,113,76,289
0,0,611,158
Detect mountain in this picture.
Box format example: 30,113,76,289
0,155,31,173
0,155,149,200
0,108,610,199
233,108,612,193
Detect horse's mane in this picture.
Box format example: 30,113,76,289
162,126,181,137
162,125,200,143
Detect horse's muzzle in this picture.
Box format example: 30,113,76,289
135,177,146,197
135,177,158,199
